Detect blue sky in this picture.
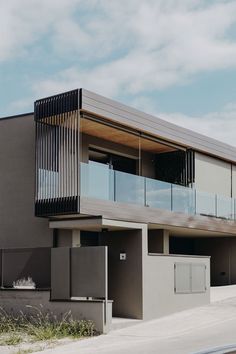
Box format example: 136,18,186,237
1,0,236,145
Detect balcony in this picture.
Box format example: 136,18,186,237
80,161,235,221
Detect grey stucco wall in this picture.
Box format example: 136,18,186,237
0,115,53,248
2,247,51,288
100,230,143,319
57,229,72,247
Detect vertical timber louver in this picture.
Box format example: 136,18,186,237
35,89,79,216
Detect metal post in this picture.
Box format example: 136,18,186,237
171,184,173,211
215,194,218,217
104,246,108,326
144,177,147,207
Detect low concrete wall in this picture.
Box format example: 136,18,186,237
0,290,112,334
143,254,210,319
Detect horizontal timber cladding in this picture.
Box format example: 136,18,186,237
34,90,80,216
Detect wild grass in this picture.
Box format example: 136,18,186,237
13,277,36,289
0,333,22,346
14,349,38,354
0,305,96,346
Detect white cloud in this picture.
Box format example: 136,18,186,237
23,0,236,99
9,97,33,112
0,0,79,62
2,0,236,147
1,0,236,99
158,104,236,147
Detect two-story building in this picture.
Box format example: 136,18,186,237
0,89,235,332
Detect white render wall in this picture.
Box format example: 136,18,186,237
143,254,210,319
141,226,210,320
195,152,231,197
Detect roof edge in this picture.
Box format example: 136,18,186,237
0,112,33,121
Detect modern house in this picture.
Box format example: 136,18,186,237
0,88,235,332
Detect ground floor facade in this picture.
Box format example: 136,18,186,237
0,217,211,332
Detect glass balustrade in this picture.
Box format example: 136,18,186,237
217,195,234,220
172,184,195,214
80,161,114,201
80,162,236,221
114,170,145,205
196,191,216,217
146,178,171,211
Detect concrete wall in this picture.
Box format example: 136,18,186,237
71,246,107,298
100,230,143,319
143,253,210,319
195,152,231,197
51,246,108,300
99,224,209,320
57,229,72,247
51,247,70,300
0,290,112,333
140,226,210,320
0,115,53,248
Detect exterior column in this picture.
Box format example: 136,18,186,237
72,230,81,247
163,229,169,254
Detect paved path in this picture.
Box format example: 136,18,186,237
33,286,236,354
210,284,236,302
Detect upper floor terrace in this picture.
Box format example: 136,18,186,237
34,89,236,234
